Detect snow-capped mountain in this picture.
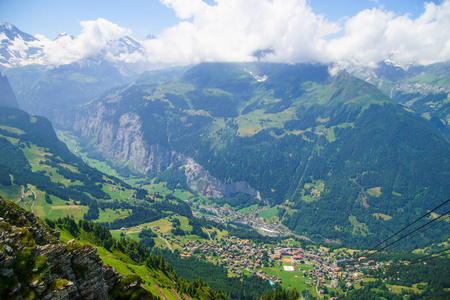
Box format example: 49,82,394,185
0,23,46,68
0,22,155,120
0,22,150,71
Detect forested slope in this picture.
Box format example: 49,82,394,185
61,62,450,246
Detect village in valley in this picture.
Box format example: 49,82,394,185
115,200,400,299
171,236,390,298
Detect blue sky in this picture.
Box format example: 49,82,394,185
0,0,441,40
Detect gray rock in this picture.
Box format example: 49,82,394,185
1,268,14,277
35,281,49,295
4,244,13,253
9,283,21,296
3,256,14,267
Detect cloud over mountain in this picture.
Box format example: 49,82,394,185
2,0,450,68
148,0,450,67
37,18,132,65
327,1,450,67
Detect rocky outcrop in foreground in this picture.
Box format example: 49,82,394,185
0,196,147,299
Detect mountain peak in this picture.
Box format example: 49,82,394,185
54,32,74,41
0,22,14,31
0,22,37,42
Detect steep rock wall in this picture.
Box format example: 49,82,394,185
57,104,263,200
175,154,263,201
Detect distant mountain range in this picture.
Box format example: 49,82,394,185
0,22,151,120
0,22,146,70
350,61,450,140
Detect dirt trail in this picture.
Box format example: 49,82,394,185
205,228,213,242
316,281,324,299
153,284,170,300
171,288,183,300
29,186,36,214
158,236,173,251
15,186,25,203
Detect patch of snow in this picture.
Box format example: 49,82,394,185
0,32,8,41
9,37,29,51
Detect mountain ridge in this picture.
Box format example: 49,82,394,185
57,62,450,246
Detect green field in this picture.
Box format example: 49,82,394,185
237,204,260,214
0,125,25,135
102,184,134,200
367,187,382,197
147,219,174,233
0,183,21,201
259,207,279,221
255,266,317,296
236,108,296,137
96,208,131,223
177,216,193,232
348,215,370,236
15,186,89,220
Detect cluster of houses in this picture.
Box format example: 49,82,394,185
270,247,393,293
178,238,272,272
171,232,388,292
174,237,373,290
195,204,290,237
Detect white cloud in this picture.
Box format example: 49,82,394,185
161,0,209,19
143,0,340,65
6,1,450,68
139,0,450,67
326,0,450,67
32,18,132,65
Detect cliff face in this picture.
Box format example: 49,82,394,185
0,197,124,299
0,74,19,108
175,154,263,201
58,103,263,200
66,103,173,174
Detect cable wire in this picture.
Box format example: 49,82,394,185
388,247,450,272
384,214,450,250
363,199,450,256
364,211,450,260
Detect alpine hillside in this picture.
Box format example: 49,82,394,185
56,62,450,246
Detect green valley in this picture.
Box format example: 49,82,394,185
57,62,450,247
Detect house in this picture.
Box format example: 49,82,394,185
331,279,339,288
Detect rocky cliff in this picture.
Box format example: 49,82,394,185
0,74,19,108
175,153,263,201
69,105,173,174
0,197,149,299
58,102,263,200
